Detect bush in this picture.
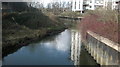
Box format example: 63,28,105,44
79,8,119,43
84,8,118,23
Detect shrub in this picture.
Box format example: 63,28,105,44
79,8,119,43
84,8,118,23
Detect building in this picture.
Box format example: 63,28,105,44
86,0,104,10
103,0,119,10
72,0,119,13
72,0,84,13
115,0,120,12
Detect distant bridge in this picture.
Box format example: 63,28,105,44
58,16,84,20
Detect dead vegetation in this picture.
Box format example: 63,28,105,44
79,8,119,43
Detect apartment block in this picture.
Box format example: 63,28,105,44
72,0,119,13
72,0,84,13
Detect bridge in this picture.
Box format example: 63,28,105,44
58,16,84,20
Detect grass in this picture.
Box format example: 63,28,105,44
3,12,57,29
2,11,66,48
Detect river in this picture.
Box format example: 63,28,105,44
2,29,99,66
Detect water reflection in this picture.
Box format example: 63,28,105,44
70,30,100,66
41,30,71,52
71,30,81,65
3,29,73,65
3,29,98,65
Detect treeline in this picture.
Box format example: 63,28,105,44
45,1,72,15
2,2,40,13
3,1,72,15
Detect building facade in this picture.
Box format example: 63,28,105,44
72,0,84,13
116,1,120,12
72,0,119,13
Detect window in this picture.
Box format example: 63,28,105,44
75,2,76,9
90,6,92,8
79,1,80,9
90,0,92,3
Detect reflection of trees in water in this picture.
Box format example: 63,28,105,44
32,29,71,52
53,30,71,51
41,34,58,42
42,29,71,52
22,29,71,53
23,32,61,53
26,44,39,53
2,45,22,58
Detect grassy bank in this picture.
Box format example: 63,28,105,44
2,11,67,50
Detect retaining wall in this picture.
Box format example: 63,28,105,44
83,30,120,65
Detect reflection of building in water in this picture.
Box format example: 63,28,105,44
71,30,81,65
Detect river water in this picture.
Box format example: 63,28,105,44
2,29,98,66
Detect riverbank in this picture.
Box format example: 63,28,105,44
2,11,67,57
3,27,66,57
3,26,66,48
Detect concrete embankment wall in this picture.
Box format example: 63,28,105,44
83,30,120,65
